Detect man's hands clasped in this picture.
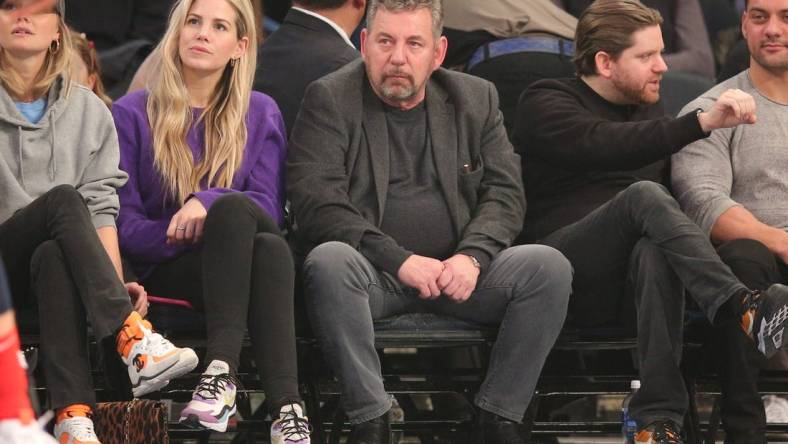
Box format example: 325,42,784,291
397,253,480,303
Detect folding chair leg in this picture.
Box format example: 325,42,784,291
705,396,722,444
23,347,42,415
196,430,211,444
302,381,324,444
521,395,540,443
329,407,345,444
684,376,702,444
231,398,267,444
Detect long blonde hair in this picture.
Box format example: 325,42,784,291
147,0,257,204
0,12,73,100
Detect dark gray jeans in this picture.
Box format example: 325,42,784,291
303,241,572,424
541,181,748,427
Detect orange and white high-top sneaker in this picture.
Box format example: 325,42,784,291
116,312,198,397
53,405,99,444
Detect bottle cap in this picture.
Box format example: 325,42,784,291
631,380,641,390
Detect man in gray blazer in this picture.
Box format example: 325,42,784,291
287,0,573,442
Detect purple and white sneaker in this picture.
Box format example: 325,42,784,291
179,360,238,432
271,403,311,444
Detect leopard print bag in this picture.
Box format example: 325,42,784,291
94,399,169,444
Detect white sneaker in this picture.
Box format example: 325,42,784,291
764,395,788,423
53,416,100,444
0,417,57,444
117,312,199,397
270,403,311,444
179,360,238,432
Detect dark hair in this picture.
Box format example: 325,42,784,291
573,0,663,76
294,0,348,9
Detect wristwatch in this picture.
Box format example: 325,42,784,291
694,108,709,133
465,254,481,269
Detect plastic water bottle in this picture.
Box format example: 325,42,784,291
622,380,641,443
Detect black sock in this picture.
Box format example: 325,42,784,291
714,289,750,325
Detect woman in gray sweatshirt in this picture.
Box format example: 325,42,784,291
0,1,198,442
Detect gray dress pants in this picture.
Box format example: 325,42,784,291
303,241,572,424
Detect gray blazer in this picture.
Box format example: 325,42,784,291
287,59,525,271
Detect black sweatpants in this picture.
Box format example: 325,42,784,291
0,185,133,409
143,193,300,412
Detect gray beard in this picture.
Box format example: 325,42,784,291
381,83,416,101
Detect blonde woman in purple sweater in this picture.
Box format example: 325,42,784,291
112,0,310,441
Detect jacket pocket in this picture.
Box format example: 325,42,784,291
458,166,483,209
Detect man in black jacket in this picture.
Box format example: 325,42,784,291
254,0,365,135
288,1,574,442
514,0,788,442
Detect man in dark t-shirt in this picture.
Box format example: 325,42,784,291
514,1,788,442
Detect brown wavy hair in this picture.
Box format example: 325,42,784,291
573,0,662,76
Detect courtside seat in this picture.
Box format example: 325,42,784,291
18,293,787,443
301,312,496,443
303,309,710,444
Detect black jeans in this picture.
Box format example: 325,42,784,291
540,182,747,427
143,193,300,412
714,238,785,444
467,51,575,137
0,185,132,409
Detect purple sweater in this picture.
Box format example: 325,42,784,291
113,90,287,278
